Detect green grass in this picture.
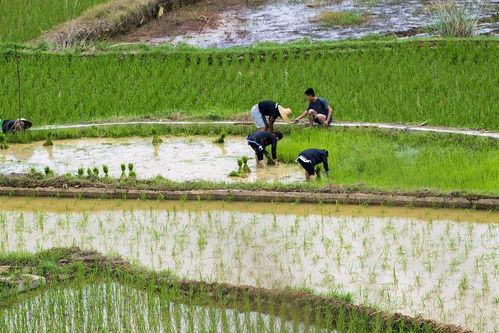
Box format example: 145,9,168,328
0,0,111,43
0,40,497,129
311,11,368,26
2,123,498,194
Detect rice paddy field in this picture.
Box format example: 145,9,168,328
0,0,111,42
1,198,498,332
0,40,498,129
1,0,498,332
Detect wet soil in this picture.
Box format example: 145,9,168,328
0,137,303,183
113,0,499,47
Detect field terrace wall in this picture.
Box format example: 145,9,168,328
35,0,203,47
1,247,473,333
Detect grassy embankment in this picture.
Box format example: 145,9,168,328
2,123,497,195
0,40,497,129
0,0,111,42
0,248,464,332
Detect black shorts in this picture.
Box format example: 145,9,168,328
314,114,332,126
249,142,265,161
297,159,315,175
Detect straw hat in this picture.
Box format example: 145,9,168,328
277,105,292,122
19,118,32,129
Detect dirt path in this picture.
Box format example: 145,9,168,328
32,120,499,139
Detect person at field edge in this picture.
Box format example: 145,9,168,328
296,148,330,181
246,130,283,168
250,100,292,132
1,118,32,134
293,88,334,128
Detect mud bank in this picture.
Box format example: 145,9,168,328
1,185,497,210
1,247,472,333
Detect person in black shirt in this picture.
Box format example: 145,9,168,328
250,100,292,132
246,130,283,168
1,118,32,134
296,148,330,181
293,88,334,128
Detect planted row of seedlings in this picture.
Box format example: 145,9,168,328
0,41,496,129
0,199,496,331
0,246,477,332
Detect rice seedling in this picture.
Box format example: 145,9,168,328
0,134,8,149
102,165,109,177
77,167,85,177
0,0,112,42
43,166,54,176
120,163,127,178
152,136,163,145
213,131,227,144
0,40,496,129
42,132,53,146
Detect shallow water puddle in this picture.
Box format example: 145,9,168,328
160,0,498,47
0,137,303,183
0,197,497,331
2,282,330,332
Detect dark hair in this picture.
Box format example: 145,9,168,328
274,131,283,140
304,88,315,96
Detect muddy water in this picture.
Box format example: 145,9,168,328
157,0,498,47
0,197,497,331
0,137,303,183
2,282,331,332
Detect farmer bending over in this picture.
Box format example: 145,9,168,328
247,130,283,168
296,148,330,181
1,118,32,133
251,100,292,132
293,88,333,128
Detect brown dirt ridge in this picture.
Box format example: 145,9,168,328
0,176,497,210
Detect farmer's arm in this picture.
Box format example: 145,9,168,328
326,105,333,123
271,138,277,160
322,154,330,174
294,110,308,122
267,117,275,132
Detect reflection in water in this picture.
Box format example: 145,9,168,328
0,137,303,183
1,197,497,332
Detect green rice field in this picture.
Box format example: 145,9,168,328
1,40,497,129
0,0,111,43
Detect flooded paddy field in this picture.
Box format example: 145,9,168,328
118,0,499,47
1,281,329,333
1,197,497,331
0,137,302,183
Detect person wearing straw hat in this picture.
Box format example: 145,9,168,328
296,148,330,181
250,100,292,132
1,118,32,133
247,130,283,168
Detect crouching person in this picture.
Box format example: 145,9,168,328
246,130,283,168
1,118,32,133
296,148,330,181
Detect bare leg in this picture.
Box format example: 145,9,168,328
255,155,266,168
258,127,265,131
316,114,327,127
309,175,316,181
307,109,317,126
304,171,310,180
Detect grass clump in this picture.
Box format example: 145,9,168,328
0,134,8,149
427,1,477,37
311,10,368,26
213,131,226,144
42,132,53,146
